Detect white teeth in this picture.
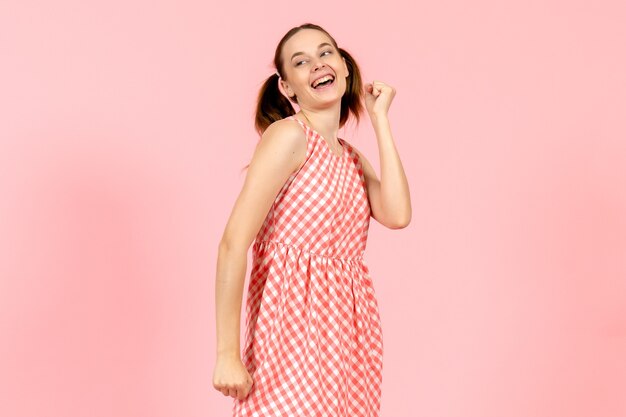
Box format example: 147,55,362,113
312,75,334,88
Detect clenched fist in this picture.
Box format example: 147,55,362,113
364,80,396,118
212,354,254,401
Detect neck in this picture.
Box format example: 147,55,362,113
299,102,342,142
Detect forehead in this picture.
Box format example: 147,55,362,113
283,29,333,57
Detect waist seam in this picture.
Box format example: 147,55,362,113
253,239,363,261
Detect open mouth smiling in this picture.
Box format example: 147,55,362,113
311,74,335,89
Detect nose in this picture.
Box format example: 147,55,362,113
312,60,327,72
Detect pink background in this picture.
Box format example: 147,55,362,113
1,1,625,416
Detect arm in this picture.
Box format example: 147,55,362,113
352,114,411,229
215,120,307,359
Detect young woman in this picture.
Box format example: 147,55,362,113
213,23,411,417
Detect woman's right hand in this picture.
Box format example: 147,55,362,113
212,353,254,400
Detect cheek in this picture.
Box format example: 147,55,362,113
301,78,314,90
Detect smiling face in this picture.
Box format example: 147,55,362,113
279,29,349,108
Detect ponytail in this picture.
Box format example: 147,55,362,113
336,47,365,131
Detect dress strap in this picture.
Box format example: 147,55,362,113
287,115,308,134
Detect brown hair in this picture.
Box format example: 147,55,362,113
241,23,365,172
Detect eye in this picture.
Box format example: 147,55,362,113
295,50,333,66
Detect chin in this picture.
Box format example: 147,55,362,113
311,92,342,104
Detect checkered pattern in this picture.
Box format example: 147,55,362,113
233,115,384,417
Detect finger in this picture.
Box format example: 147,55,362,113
220,387,230,396
228,387,238,397
237,387,248,400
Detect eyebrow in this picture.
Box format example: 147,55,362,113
290,42,333,61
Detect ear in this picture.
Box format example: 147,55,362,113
343,57,349,77
281,80,295,98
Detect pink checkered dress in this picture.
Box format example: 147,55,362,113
233,115,384,417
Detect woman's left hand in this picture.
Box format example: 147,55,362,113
364,80,396,118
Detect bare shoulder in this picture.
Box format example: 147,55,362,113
219,118,307,249
261,117,307,148
253,118,307,174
